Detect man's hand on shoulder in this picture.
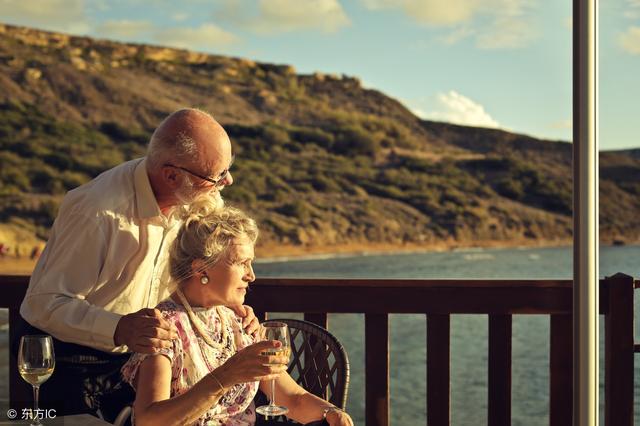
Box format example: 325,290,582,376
228,305,260,337
114,308,178,353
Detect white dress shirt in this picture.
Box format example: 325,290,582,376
20,158,180,352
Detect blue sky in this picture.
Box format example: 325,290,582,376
0,0,638,150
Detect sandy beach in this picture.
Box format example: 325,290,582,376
0,257,38,275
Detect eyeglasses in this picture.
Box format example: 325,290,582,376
166,156,234,189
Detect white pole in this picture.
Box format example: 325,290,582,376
573,0,599,424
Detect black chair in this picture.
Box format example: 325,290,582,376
255,318,350,425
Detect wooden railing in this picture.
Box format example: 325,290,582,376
1,273,636,426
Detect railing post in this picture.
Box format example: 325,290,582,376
365,314,389,426
488,314,512,426
427,314,450,426
255,309,266,322
304,313,328,329
604,273,634,426
550,314,573,426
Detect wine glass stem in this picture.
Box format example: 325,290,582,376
32,385,42,426
33,385,39,411
270,379,276,406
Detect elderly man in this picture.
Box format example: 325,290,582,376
17,108,258,417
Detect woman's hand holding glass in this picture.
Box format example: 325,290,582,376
325,408,354,426
213,340,289,388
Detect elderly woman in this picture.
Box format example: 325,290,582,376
121,202,353,426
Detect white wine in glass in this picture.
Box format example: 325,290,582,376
18,335,55,426
255,321,291,417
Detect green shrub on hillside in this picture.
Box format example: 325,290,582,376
263,124,290,146
0,194,61,238
100,121,149,145
333,125,378,157
310,173,341,193
461,156,572,215
60,170,90,190
360,181,406,199
225,186,257,206
276,200,313,223
30,166,65,194
0,167,30,193
400,156,433,172
261,216,298,241
290,127,334,148
496,178,525,199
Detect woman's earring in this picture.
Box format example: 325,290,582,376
200,275,209,285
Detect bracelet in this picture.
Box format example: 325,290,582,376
209,373,226,393
322,407,342,419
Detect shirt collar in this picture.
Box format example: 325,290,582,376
134,158,163,219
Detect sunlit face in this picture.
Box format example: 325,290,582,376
180,156,234,193
174,153,233,206
205,236,255,306
171,131,234,205
196,131,234,192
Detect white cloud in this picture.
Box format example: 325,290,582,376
618,26,640,54
255,0,350,33
361,0,538,49
362,0,480,26
153,24,239,50
415,91,500,128
218,0,350,34
95,18,239,51
96,20,154,39
0,0,90,34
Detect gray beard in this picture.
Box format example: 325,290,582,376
175,190,225,220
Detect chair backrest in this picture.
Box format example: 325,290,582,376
273,318,350,410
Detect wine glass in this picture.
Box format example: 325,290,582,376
18,335,55,426
255,321,291,417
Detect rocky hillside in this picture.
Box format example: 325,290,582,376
0,24,638,255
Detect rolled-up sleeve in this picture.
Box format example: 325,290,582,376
20,211,124,352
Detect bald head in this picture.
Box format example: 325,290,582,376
146,108,231,173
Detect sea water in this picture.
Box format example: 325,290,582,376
254,245,640,425
1,245,638,425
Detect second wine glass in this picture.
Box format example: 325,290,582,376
18,335,55,426
255,321,291,417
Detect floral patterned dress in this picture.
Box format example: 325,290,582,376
121,299,259,425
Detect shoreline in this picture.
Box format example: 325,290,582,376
1,238,636,274
254,238,577,263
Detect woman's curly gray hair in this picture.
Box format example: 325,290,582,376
169,199,258,284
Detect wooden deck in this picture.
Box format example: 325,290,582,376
1,273,636,425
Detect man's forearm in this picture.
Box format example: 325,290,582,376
20,293,124,352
